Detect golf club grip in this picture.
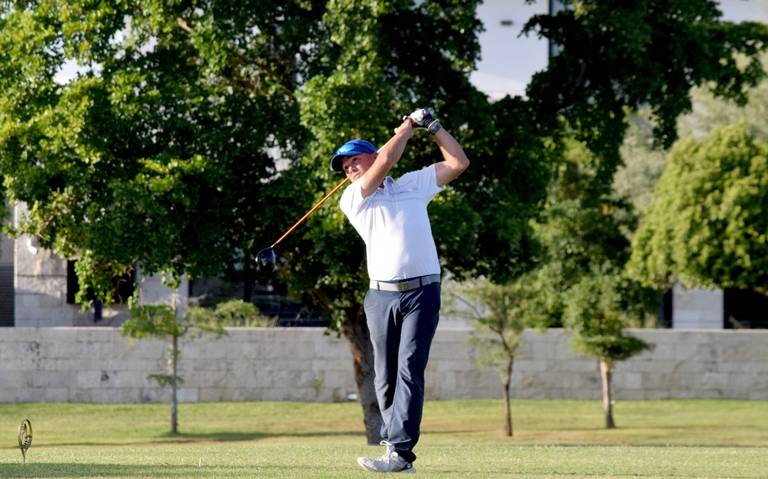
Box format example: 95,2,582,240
271,177,350,248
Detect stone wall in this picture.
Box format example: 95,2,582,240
1,328,767,403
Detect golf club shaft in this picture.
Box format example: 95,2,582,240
271,176,350,248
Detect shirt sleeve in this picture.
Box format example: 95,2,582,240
398,164,444,201
339,180,368,219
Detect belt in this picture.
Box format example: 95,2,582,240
369,274,441,292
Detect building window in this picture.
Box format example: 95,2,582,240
724,289,768,329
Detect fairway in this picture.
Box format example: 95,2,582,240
0,400,766,478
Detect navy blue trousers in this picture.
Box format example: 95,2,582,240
364,282,441,463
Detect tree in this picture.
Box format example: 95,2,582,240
446,278,532,437
121,298,269,433
524,0,768,177
0,1,325,298
121,299,219,434
564,269,652,429
628,123,768,295
521,139,657,428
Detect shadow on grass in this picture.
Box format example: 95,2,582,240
0,463,309,478
29,430,364,448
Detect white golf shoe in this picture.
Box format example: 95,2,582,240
357,441,415,473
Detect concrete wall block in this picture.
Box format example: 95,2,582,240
429,341,473,360
314,344,353,361
196,368,252,389
513,359,549,372
177,388,199,403
641,372,684,390
40,387,70,402
2,327,768,402
0,388,27,402
0,328,41,341
70,388,136,403
748,390,768,400
278,341,317,360
0,339,42,358
76,370,108,388
272,370,317,389
0,370,33,388
251,387,298,401
16,275,67,296
311,359,354,375
560,359,599,373
32,370,75,388
554,344,582,361
314,340,351,359
196,388,223,402
455,370,498,392
719,341,768,361
121,340,166,359
100,358,164,372
236,342,264,359
0,358,39,371
433,330,469,344
428,358,476,373
75,328,117,342
613,372,642,390
107,370,155,388
139,388,171,403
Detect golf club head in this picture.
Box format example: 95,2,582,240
257,247,277,270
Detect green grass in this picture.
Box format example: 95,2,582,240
0,400,766,478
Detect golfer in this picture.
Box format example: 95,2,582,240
331,109,469,473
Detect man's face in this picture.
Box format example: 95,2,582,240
342,152,376,181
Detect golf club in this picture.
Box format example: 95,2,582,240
257,176,350,269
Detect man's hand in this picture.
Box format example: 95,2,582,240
404,108,442,135
393,117,415,137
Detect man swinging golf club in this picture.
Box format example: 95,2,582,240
331,108,469,473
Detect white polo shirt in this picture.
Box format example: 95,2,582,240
340,164,443,281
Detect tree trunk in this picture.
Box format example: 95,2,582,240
599,359,615,429
502,359,514,437
171,334,179,434
341,307,383,445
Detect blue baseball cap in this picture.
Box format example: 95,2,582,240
330,139,377,172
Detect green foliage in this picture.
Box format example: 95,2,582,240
524,0,768,177
208,299,276,328
629,123,768,294
121,299,227,415
565,270,652,364
679,54,768,140
121,304,182,340
147,373,183,388
446,279,529,376
614,112,670,216
293,0,547,332
527,139,647,327
0,1,325,304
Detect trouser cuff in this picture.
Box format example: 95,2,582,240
396,449,416,463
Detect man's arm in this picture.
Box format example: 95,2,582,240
359,119,414,198
433,128,470,187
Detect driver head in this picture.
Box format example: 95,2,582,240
257,248,277,269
